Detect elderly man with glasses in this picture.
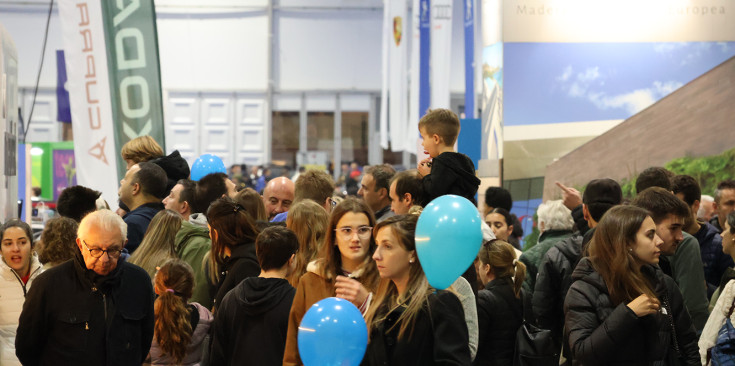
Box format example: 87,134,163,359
16,210,154,366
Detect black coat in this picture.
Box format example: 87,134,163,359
564,257,699,366
362,290,471,366
532,228,593,356
212,242,261,311
210,277,295,366
15,252,155,366
474,278,527,366
421,152,480,206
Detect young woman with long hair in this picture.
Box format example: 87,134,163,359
285,199,329,286
0,219,43,366
148,259,212,365
564,205,699,365
206,196,261,311
283,197,380,366
362,214,471,365
474,239,527,366
129,210,183,279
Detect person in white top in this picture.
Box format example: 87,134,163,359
0,219,43,366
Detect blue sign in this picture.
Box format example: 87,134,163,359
419,0,431,117
463,0,475,118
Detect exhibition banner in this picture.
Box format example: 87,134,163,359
55,50,71,123
430,0,452,109
381,0,412,152
408,0,419,142
504,0,735,43
58,1,120,210
419,0,431,115
100,0,166,178
464,0,475,119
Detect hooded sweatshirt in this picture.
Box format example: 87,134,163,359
209,277,295,366
421,151,481,206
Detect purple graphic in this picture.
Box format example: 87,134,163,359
53,149,76,201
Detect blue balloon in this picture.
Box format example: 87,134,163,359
190,154,226,181
298,297,368,366
415,195,483,289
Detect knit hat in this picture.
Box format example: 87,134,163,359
583,178,622,205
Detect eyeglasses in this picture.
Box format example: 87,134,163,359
335,226,373,240
82,239,123,259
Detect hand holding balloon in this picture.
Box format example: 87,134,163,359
334,275,369,308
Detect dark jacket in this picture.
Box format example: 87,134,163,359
16,252,155,366
474,278,526,366
709,215,723,233
421,152,481,206
150,150,190,194
212,243,260,311
532,229,591,355
362,290,471,366
210,277,295,366
564,257,699,366
695,221,734,290
520,229,574,293
123,202,164,254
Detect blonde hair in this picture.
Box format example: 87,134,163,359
365,214,430,340
128,210,182,279
285,200,329,286
153,259,194,364
477,240,525,298
120,135,164,164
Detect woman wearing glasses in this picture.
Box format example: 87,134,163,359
0,220,43,366
283,197,380,366
362,214,471,365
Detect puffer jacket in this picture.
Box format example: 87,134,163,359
147,302,212,366
519,229,574,293
564,257,699,366
0,254,43,366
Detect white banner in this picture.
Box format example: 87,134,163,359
409,0,421,150
380,0,390,149
505,0,735,43
389,0,409,152
430,0,453,109
58,1,120,210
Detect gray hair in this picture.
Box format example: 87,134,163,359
697,195,714,219
78,209,128,241
537,200,573,232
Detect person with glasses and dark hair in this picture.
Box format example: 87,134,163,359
16,209,155,366
283,197,380,366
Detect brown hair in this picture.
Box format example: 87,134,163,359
38,217,79,266
234,188,268,222
418,108,461,146
207,197,260,267
256,226,299,271
128,210,182,279
120,135,164,164
586,205,658,304
632,187,690,224
390,169,424,206
153,259,194,364
286,200,329,286
365,214,430,340
294,170,335,205
317,197,378,289
477,239,525,298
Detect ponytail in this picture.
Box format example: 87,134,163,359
153,259,195,364
511,259,526,298
478,239,525,299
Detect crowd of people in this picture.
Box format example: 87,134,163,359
0,108,734,365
